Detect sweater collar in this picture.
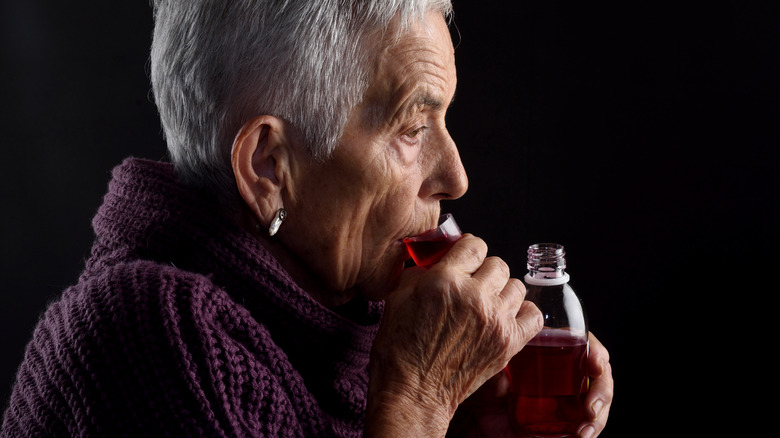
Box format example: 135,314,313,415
91,157,382,377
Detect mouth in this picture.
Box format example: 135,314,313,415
393,212,444,263
402,212,450,243
402,219,442,242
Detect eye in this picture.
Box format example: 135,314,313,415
403,126,427,141
407,127,423,137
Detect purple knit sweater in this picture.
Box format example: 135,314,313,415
1,158,383,437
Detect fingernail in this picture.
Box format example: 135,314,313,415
591,399,604,418
580,425,595,438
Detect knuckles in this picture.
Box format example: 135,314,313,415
505,277,526,299
401,240,537,371
453,234,488,262
486,256,511,278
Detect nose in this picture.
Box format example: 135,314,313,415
421,129,469,200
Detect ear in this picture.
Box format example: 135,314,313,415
231,115,291,227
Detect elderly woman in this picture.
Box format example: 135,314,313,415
2,1,612,437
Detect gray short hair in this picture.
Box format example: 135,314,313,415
150,0,453,204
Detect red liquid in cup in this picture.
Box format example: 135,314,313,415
403,232,460,267
507,329,588,437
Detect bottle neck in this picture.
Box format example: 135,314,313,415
524,272,570,286
525,243,570,286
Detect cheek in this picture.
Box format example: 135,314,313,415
292,139,426,293
358,188,420,276
358,150,423,233
367,175,421,236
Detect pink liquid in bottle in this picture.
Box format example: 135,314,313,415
507,329,589,437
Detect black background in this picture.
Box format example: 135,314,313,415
2,1,777,435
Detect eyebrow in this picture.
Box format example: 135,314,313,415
418,94,443,110
408,90,456,113
369,88,456,129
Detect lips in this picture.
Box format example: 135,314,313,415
404,218,441,241
394,213,441,255
403,215,444,242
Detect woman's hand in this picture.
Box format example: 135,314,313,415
446,332,614,438
577,333,613,437
365,234,544,437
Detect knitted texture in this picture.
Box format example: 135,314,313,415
1,158,382,437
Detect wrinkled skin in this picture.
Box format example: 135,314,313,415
367,235,545,436
234,10,614,438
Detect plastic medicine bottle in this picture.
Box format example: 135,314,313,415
507,243,589,438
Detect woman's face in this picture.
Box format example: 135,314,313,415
283,12,467,304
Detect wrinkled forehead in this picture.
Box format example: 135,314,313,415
360,13,456,126
378,11,455,69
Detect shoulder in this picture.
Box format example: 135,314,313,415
69,259,274,374
5,260,322,436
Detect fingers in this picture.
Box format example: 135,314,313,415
588,333,610,375
470,255,512,296
578,333,614,437
513,300,544,345
438,234,488,273
456,240,520,308
390,234,543,408
442,235,543,355
456,242,543,353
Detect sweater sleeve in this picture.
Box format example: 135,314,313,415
1,260,320,437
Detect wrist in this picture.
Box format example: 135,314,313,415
365,355,454,438
364,386,452,438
